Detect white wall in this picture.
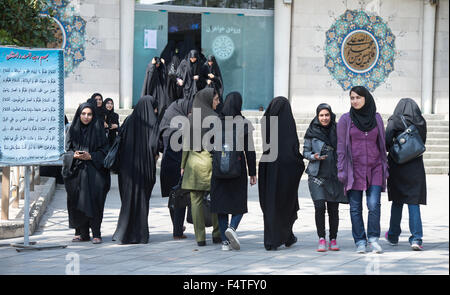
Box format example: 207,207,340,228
64,0,120,110
433,0,449,113
289,0,449,114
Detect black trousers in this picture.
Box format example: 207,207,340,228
75,218,101,239
313,200,339,240
169,205,187,237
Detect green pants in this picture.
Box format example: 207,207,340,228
190,191,220,242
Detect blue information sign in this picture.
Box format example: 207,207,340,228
0,46,65,165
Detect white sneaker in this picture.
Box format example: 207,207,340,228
356,243,367,254
221,241,231,251
225,227,240,250
370,241,383,253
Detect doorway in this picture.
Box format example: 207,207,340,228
168,12,202,58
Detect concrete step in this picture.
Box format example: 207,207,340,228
423,152,449,159
425,167,450,174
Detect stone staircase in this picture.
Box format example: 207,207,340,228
66,109,449,174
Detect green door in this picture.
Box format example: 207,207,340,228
133,10,168,106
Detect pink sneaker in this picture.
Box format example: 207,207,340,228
317,238,327,252
328,239,340,251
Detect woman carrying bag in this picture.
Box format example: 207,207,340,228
181,88,221,247
385,98,427,251
210,92,257,251
159,98,193,240
303,103,347,252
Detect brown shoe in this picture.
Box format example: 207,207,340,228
174,235,187,240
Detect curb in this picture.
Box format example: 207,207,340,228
0,177,56,240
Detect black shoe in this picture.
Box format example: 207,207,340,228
212,237,222,244
197,241,206,247
285,235,298,248
265,245,278,251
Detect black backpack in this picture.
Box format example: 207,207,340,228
212,128,241,179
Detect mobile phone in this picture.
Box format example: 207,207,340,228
78,151,85,154
320,155,328,159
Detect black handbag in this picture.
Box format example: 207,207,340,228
389,115,426,164
186,192,213,227
168,176,190,210
104,134,121,172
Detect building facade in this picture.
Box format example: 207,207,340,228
52,0,448,114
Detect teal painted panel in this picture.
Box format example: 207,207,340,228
133,10,168,106
202,13,273,110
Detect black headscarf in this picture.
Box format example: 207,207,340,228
185,88,218,151
220,91,242,118
87,93,106,123
261,96,303,160
304,103,337,149
349,86,377,132
65,103,107,153
386,98,427,146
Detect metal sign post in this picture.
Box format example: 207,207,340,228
10,166,67,252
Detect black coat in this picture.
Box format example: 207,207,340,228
210,123,256,215
386,98,427,205
258,97,305,249
210,92,256,215
62,103,110,230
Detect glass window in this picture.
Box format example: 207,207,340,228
202,13,273,109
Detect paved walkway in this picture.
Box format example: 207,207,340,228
0,174,448,275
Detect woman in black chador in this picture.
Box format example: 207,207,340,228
159,98,193,239
176,49,204,103
102,98,120,148
166,44,184,103
112,95,160,244
258,96,305,251
201,55,223,102
62,103,111,244
141,57,169,121
87,92,107,125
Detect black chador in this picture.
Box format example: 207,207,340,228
112,95,160,244
62,103,111,241
258,97,305,250
201,55,224,102
176,50,204,103
141,57,169,121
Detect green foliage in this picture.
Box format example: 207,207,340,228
0,0,57,48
